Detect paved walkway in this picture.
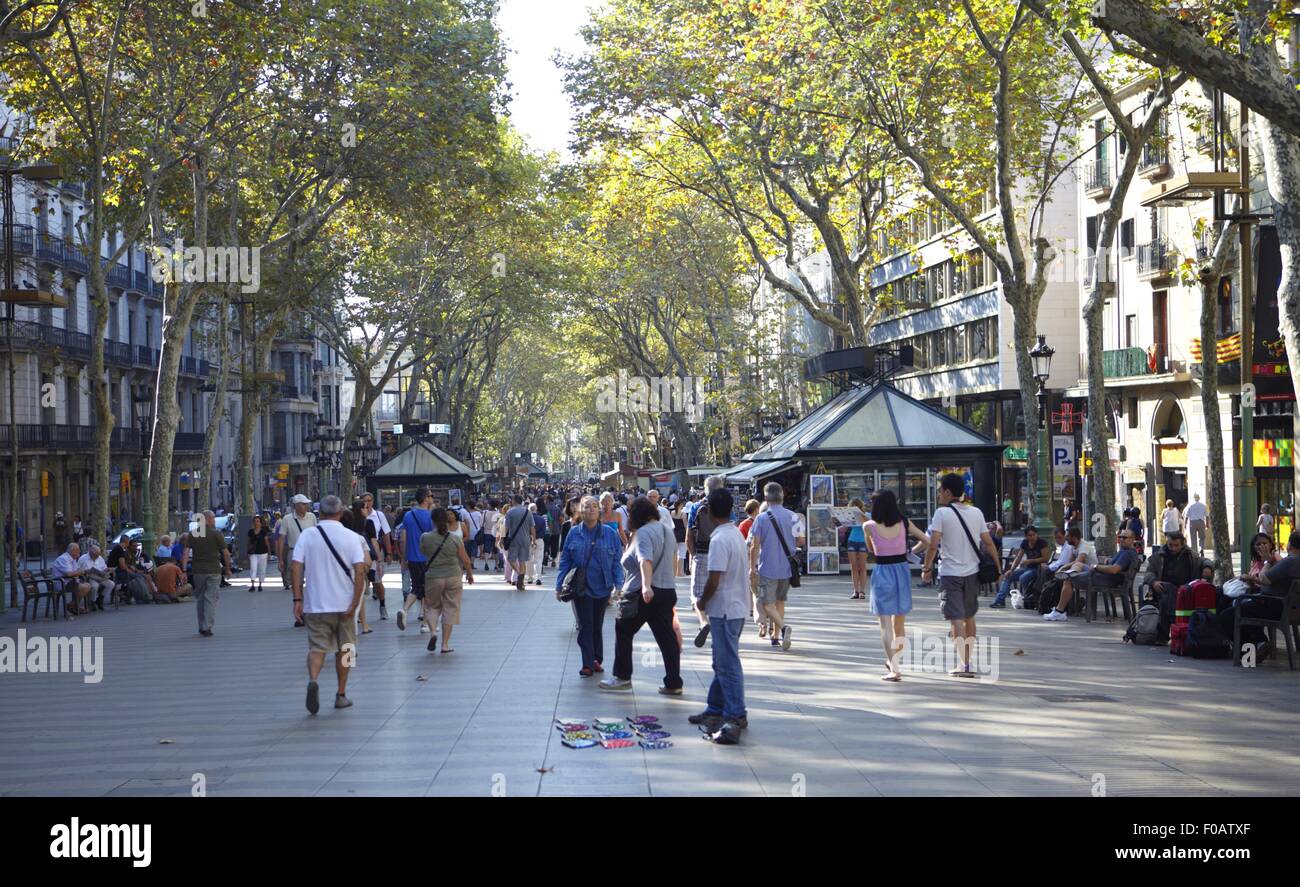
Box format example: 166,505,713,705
1,563,1297,796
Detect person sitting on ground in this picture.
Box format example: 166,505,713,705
155,535,174,565
1045,530,1138,622
153,558,192,603
991,524,1050,608
52,542,93,616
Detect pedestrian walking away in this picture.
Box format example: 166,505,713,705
601,496,683,695
865,489,929,680
748,482,801,650
397,488,435,632
922,474,998,676
503,494,534,591
1184,492,1208,555
247,515,271,592
293,496,367,714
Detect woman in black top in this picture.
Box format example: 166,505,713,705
559,496,581,549
247,515,271,592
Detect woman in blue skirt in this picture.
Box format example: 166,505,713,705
865,489,929,681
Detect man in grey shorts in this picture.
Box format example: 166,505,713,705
749,481,800,650
922,473,1000,677
504,494,535,592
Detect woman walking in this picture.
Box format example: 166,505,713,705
864,489,928,681
556,495,624,677
843,498,869,600
600,496,683,695
419,507,475,653
247,515,271,592
1161,499,1183,544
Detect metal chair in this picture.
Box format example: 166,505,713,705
1232,580,1300,670
19,570,63,621
1084,556,1141,623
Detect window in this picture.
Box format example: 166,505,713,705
951,325,967,364
66,376,80,425
933,328,948,366
1128,397,1139,429
1125,315,1137,348
970,317,991,360
1218,276,1236,335
1120,219,1134,258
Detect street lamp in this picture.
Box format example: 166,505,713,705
132,386,155,554
1028,334,1055,530
307,419,343,499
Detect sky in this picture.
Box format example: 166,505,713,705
497,0,601,159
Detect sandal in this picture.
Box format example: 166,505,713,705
360,627,374,635
880,672,902,682
440,648,454,654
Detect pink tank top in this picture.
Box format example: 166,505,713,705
867,520,908,556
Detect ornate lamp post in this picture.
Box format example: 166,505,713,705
132,386,155,554
308,419,343,499
1028,335,1056,530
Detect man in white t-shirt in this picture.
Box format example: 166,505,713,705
280,495,318,627
692,488,750,745
647,489,674,528
1183,492,1208,554
922,474,999,678
292,495,366,715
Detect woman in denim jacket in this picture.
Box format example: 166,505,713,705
556,495,625,677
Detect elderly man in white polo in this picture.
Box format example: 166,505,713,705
292,495,366,714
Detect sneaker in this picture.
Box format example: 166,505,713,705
781,625,792,651
420,623,431,634
306,681,320,715
598,677,632,691
380,605,388,621
694,623,711,648
334,694,353,709
1043,609,1068,622
516,576,525,591
579,666,594,678
709,721,742,745
771,637,780,647
427,635,438,652
658,685,683,696
396,609,407,631
688,710,723,728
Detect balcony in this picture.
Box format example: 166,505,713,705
60,181,84,199
1138,141,1170,178
8,320,92,360
1137,239,1173,279
1084,158,1112,196
104,340,133,366
135,344,159,367
106,261,132,289
1102,347,1153,379
174,432,205,452
261,446,301,464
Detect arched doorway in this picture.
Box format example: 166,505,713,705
1151,396,1188,514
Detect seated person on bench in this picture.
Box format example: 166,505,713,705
109,537,153,604
77,543,116,610
991,525,1051,608
52,542,93,615
1045,527,1081,580
1142,531,1196,604
1045,530,1138,622
1219,529,1300,655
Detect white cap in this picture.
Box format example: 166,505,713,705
291,494,311,505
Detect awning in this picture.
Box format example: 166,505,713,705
723,459,796,485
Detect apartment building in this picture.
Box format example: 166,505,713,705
864,180,1082,527
1067,81,1291,549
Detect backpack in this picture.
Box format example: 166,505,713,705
1123,604,1161,645
1022,586,1041,612
1036,578,1062,615
1186,608,1231,659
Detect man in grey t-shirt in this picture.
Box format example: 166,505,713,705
503,495,534,592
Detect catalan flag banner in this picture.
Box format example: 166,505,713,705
1190,333,1242,362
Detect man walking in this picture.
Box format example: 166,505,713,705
748,481,801,650
396,488,434,632
292,495,367,714
503,494,534,592
279,495,317,626
190,510,232,637
1184,492,1208,555
691,488,749,745
922,474,999,676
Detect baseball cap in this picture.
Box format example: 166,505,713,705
291,494,311,504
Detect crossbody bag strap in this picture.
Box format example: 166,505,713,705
504,511,528,547
315,525,356,582
768,512,795,559
946,503,984,561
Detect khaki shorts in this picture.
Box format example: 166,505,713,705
756,575,790,604
425,575,463,625
304,611,358,654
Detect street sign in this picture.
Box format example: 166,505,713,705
430,423,451,435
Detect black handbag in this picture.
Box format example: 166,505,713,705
946,504,999,583
767,512,801,588
558,529,597,603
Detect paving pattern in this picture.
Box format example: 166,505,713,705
1,562,1297,796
